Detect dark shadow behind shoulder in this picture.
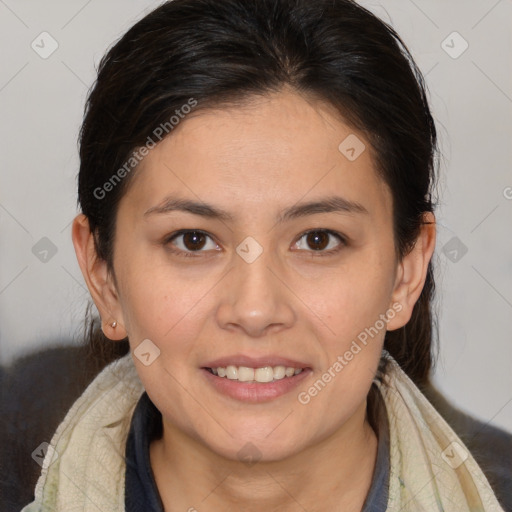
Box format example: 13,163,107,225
1,344,511,511
0,343,124,511
421,384,512,511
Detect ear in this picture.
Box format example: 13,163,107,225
386,212,436,331
71,213,128,341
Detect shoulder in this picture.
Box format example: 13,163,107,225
422,383,512,512
0,344,103,511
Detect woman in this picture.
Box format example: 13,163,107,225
20,0,509,510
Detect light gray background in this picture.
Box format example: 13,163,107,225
1,0,511,432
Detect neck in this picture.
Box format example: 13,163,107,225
150,400,379,512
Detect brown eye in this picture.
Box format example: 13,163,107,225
165,230,219,256
181,231,207,251
294,229,346,255
305,231,330,251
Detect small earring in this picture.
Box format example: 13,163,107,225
111,321,117,328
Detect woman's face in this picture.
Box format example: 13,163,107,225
110,89,402,461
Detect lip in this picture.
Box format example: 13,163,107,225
202,354,312,370
201,367,313,403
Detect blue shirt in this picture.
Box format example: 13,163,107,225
125,387,390,511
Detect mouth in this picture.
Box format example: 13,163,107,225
200,363,312,403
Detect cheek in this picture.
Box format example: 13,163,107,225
115,252,206,348
124,283,203,344
297,253,396,344
293,258,393,424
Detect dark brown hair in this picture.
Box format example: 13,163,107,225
77,0,438,387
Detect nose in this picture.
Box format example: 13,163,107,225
215,248,296,337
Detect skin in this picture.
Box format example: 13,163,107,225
73,88,435,511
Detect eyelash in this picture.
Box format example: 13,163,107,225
163,229,347,258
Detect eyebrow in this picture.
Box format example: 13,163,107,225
143,195,368,223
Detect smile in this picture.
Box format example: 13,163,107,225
201,366,312,403
205,365,304,383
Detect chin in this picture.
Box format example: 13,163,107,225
203,428,307,465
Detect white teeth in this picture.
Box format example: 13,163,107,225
254,367,274,383
210,364,304,382
273,366,286,380
238,366,255,382
226,365,238,380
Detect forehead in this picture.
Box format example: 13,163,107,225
120,90,392,221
